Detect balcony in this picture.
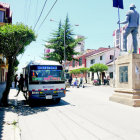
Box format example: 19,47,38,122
0,2,12,25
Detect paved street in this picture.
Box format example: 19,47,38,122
16,85,140,140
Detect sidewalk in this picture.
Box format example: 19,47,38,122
0,82,6,103
0,88,21,140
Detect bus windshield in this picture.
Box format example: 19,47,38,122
29,65,65,83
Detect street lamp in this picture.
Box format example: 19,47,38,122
50,19,79,78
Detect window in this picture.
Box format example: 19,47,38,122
119,66,128,83
90,59,95,64
100,56,103,60
29,66,64,83
110,55,114,60
0,11,4,22
72,60,75,67
116,29,120,34
88,72,90,77
116,39,119,45
116,34,119,40
109,72,113,78
79,58,82,66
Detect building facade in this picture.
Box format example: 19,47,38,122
74,35,85,54
113,25,140,53
0,2,12,25
67,49,95,83
86,47,120,83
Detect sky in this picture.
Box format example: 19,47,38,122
1,0,140,74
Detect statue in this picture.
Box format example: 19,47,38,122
118,4,139,54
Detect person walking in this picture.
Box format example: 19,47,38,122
15,74,24,97
73,77,79,88
79,76,84,88
14,74,18,88
69,75,72,86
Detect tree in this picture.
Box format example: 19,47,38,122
79,68,89,82
13,59,19,73
44,21,63,63
89,63,108,84
44,15,84,64
0,23,36,106
69,69,81,77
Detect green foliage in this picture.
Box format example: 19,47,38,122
0,23,36,58
89,63,108,81
69,69,81,76
44,15,84,64
79,68,89,74
69,68,88,79
14,67,18,72
13,58,19,67
0,23,36,106
12,120,18,126
13,59,19,73
44,21,63,63
89,63,108,73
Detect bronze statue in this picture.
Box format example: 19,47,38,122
118,4,139,53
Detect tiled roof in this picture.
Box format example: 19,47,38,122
74,49,95,58
85,47,111,57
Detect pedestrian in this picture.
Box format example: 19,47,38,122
73,77,78,88
79,76,84,87
15,74,24,97
107,75,110,85
14,74,18,88
103,76,107,85
117,4,139,54
68,75,72,86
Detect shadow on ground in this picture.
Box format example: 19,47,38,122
0,107,5,140
5,98,70,117
0,103,17,140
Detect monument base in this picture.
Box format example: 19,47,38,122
110,89,140,107
109,54,140,107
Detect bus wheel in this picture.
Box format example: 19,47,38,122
53,98,61,104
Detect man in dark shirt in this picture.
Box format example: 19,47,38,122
15,74,24,97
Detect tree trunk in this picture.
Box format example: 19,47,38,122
96,72,98,79
1,58,14,106
97,72,101,85
84,72,87,83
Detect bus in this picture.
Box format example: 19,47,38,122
23,60,66,106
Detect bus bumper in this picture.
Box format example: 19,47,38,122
28,89,66,100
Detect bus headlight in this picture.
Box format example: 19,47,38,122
32,92,39,94
64,90,66,94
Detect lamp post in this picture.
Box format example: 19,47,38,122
64,28,66,78
50,19,79,78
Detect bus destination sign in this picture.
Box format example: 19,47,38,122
37,66,57,70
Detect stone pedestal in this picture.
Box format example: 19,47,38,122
109,54,140,107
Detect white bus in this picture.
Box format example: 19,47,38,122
23,60,66,106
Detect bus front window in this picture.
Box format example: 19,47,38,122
30,70,64,82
